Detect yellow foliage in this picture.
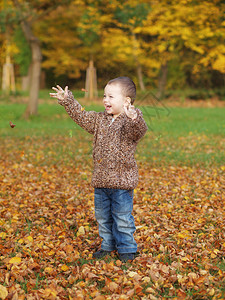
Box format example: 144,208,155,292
212,54,225,73
1,0,224,85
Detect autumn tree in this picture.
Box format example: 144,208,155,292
138,0,225,97
1,0,224,100
0,0,18,93
2,0,73,116
112,0,150,91
11,0,42,117
13,28,31,90
37,4,86,83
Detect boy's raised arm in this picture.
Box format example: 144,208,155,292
50,85,97,135
123,107,148,142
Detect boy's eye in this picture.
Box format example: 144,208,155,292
109,95,113,98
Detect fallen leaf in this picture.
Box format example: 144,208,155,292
44,267,54,274
0,232,6,239
9,257,22,264
77,226,85,236
128,271,138,277
208,288,215,296
0,285,8,299
9,121,16,128
61,264,69,272
108,281,119,292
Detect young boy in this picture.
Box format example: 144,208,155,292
50,77,148,262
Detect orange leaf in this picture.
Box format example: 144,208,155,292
61,264,69,272
64,244,73,254
108,281,119,292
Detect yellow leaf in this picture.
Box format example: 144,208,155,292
177,233,185,238
77,226,85,236
208,288,215,296
9,257,21,264
0,285,8,300
181,256,190,261
128,271,138,277
181,185,187,189
47,250,55,256
61,264,69,271
0,232,6,239
143,277,151,283
197,218,205,223
44,267,54,274
177,230,191,239
26,236,33,242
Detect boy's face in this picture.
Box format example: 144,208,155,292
103,83,130,119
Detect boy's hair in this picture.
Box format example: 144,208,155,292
107,76,136,104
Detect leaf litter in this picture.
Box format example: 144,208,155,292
0,136,224,299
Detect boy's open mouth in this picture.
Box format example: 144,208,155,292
106,105,112,109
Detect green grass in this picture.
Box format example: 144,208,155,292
139,106,225,166
0,97,224,167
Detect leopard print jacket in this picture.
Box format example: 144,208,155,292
61,91,148,190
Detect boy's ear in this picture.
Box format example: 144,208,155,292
125,97,131,106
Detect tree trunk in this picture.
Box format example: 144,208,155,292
156,62,168,100
13,0,42,117
132,32,146,91
136,62,145,91
85,59,98,99
23,27,42,117
22,64,32,91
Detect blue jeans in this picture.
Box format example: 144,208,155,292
94,188,137,254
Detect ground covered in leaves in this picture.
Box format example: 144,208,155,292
0,134,225,300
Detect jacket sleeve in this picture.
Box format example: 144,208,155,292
123,108,148,142
61,90,97,135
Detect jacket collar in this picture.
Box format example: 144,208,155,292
103,110,126,121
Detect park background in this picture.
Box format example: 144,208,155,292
0,0,225,299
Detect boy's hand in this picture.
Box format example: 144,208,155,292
50,85,69,105
124,103,137,120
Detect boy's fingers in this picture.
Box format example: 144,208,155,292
56,85,64,91
49,94,58,98
52,87,59,92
